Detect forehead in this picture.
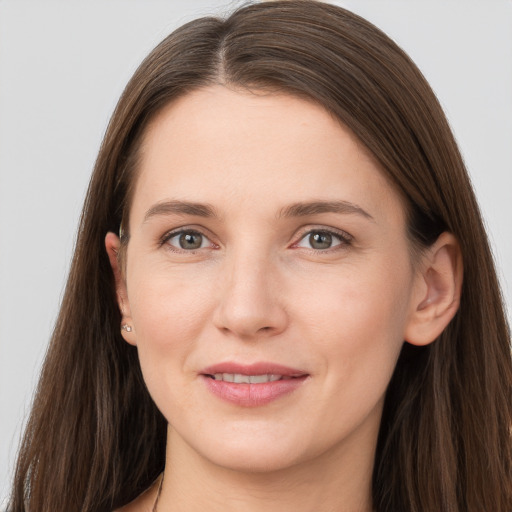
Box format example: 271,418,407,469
130,85,405,226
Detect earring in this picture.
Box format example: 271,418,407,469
121,324,133,332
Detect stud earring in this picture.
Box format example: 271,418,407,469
121,324,133,332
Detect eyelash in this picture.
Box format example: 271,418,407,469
292,227,353,252
159,227,353,254
159,228,217,253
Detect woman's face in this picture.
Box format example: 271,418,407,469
115,86,426,473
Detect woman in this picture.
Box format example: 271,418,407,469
8,1,512,511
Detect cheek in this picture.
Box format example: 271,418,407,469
127,266,216,368
126,267,220,420
300,258,411,335
295,258,412,389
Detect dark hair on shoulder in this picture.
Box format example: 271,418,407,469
9,1,512,511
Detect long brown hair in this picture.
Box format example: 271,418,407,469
9,1,512,510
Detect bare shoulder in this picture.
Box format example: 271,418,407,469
114,476,161,512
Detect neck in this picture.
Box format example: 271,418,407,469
156,424,376,512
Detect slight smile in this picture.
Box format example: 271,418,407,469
200,362,309,407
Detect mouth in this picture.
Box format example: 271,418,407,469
200,361,308,381
204,373,302,383
200,362,309,407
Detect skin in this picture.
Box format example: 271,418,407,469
108,86,462,512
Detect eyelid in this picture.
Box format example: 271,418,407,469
159,226,218,251
291,226,353,250
157,224,353,253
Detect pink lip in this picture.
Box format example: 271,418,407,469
201,361,307,377
200,361,309,407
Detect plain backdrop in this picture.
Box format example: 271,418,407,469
1,0,511,505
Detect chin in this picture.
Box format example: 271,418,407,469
178,424,311,474
206,444,306,474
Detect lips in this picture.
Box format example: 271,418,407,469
200,362,309,407
201,361,307,378
208,373,289,383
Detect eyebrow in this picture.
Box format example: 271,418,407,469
143,199,374,223
278,200,374,221
143,200,219,222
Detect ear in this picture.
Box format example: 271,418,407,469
105,232,136,346
404,232,463,346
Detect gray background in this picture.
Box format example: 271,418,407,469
1,0,511,505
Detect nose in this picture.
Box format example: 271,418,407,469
213,251,288,339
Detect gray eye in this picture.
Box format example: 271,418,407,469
166,231,210,250
309,232,333,250
179,232,203,250
296,230,344,250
